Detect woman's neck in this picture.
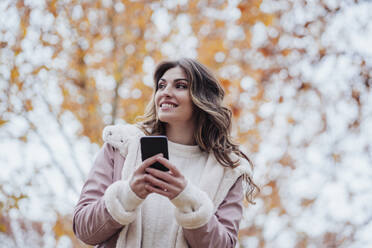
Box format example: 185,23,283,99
165,122,196,145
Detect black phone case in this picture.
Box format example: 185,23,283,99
140,136,169,171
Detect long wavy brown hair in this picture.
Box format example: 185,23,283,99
137,58,259,203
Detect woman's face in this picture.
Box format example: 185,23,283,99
154,66,195,127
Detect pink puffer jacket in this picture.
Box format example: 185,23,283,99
73,143,244,248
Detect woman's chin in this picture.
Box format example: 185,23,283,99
159,118,172,124
158,114,180,124
158,116,173,123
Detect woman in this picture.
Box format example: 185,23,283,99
73,58,257,248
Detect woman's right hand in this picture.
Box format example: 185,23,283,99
129,153,164,199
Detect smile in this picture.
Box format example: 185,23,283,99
160,103,178,109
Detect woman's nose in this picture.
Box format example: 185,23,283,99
161,84,172,96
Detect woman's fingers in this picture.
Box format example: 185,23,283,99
133,156,187,199
144,184,171,198
130,175,150,198
130,154,164,199
144,173,178,192
136,153,163,174
145,166,187,198
145,167,184,188
156,157,182,177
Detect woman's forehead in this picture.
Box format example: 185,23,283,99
161,66,187,80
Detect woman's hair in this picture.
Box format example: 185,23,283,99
137,58,259,203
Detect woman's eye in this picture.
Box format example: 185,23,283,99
176,83,188,89
158,82,166,89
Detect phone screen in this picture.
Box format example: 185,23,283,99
140,136,169,171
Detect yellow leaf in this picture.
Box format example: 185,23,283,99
53,220,64,239
0,224,6,232
0,119,8,126
262,14,274,26
10,194,27,209
11,67,19,82
20,19,28,38
53,214,76,240
49,0,58,17
32,65,49,75
61,87,69,97
13,45,22,56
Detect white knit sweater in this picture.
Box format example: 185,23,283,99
141,140,208,247
102,124,251,248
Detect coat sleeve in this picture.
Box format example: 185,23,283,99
73,143,143,245
181,176,244,248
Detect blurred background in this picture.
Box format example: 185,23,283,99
1,0,372,247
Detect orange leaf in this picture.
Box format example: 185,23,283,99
332,153,341,163
19,135,28,142
25,100,33,111
287,116,295,124
279,153,295,169
301,198,316,207
299,82,311,91
281,49,291,56
215,20,225,28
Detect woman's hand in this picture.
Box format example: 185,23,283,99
144,157,187,200
129,153,164,199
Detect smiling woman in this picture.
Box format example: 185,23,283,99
154,66,196,145
73,58,258,248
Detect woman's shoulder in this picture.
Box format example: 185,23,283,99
102,123,145,156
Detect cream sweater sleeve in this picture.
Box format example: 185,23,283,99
170,180,214,229
104,180,144,225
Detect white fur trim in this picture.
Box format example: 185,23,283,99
118,180,144,211
104,180,143,225
102,124,144,157
171,181,214,229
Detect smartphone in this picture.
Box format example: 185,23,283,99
140,136,169,171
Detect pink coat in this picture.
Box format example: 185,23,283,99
73,143,244,248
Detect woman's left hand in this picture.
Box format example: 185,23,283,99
144,157,187,200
